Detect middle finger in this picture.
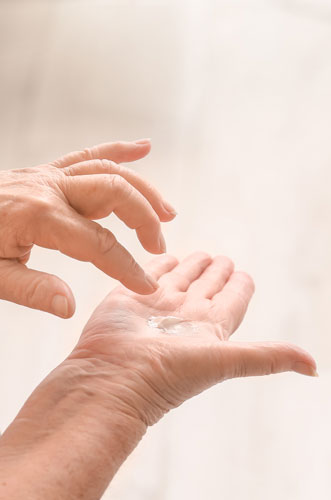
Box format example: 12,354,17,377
62,159,176,222
63,174,165,254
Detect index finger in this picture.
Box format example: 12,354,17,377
34,208,159,295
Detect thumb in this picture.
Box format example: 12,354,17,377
0,260,75,318
210,341,318,380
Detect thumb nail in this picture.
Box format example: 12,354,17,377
292,362,318,377
51,294,69,318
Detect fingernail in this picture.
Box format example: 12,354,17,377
134,138,151,145
292,362,318,377
158,233,167,253
144,274,159,291
51,294,68,318
162,200,177,216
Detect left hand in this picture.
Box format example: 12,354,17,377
0,139,176,318
70,252,317,426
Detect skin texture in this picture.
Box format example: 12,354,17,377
0,253,317,500
0,139,176,318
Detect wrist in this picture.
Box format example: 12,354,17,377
1,357,147,449
69,339,175,427
0,358,147,499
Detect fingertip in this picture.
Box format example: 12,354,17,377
233,271,256,294
134,138,151,145
143,274,160,293
133,138,152,157
290,347,317,377
159,211,177,223
51,292,76,319
65,295,76,318
158,233,167,254
131,274,160,295
292,362,318,377
161,200,177,220
50,281,76,319
142,234,167,255
189,251,212,263
269,342,317,378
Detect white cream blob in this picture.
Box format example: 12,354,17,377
147,316,225,340
147,316,199,336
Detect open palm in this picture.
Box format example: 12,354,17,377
72,252,317,426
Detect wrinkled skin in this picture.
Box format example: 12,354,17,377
0,139,176,318
70,252,317,426
0,253,317,499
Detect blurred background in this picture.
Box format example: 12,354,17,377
0,0,330,498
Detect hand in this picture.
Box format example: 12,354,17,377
0,139,176,318
0,252,317,499
71,252,317,426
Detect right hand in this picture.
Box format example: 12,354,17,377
71,252,317,427
0,139,176,318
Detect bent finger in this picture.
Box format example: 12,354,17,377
51,139,151,169
62,174,165,254
62,159,176,222
35,211,159,295
0,259,75,318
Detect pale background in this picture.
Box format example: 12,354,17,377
0,0,330,498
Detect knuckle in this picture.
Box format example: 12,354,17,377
108,175,132,201
62,165,75,176
26,275,54,306
100,159,113,172
94,159,105,170
28,195,54,216
95,226,117,256
62,147,95,164
108,173,126,190
123,257,141,279
229,354,249,379
268,357,278,375
100,159,120,174
237,363,249,378
81,147,94,161
118,254,141,281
